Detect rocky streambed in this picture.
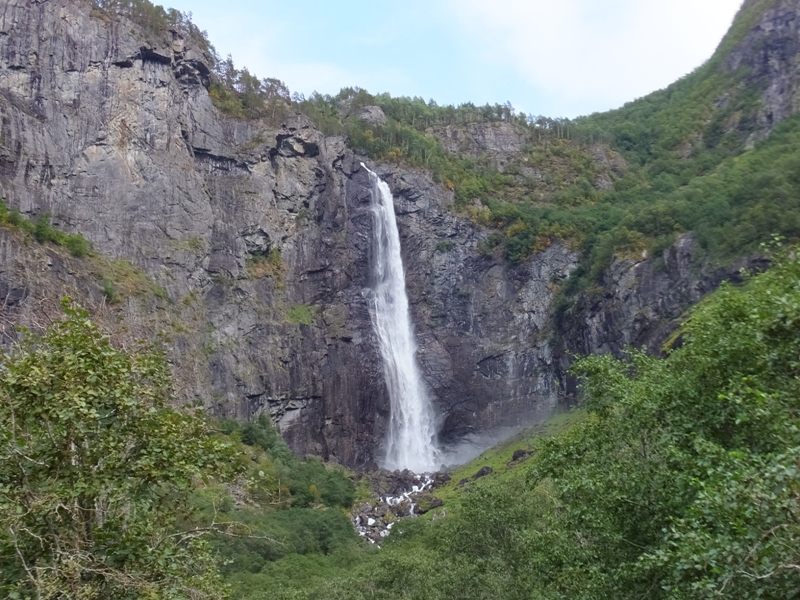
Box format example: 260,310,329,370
351,470,450,545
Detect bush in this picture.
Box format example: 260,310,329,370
64,233,90,257
33,212,57,243
0,299,239,598
0,205,93,257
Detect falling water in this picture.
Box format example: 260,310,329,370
362,164,439,473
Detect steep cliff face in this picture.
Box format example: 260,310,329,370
549,0,800,383
724,0,800,141
555,236,770,398
0,0,577,466
0,0,795,468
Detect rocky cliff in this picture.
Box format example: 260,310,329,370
0,0,793,468
0,0,581,466
725,0,800,143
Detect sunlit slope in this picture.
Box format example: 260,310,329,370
430,410,588,506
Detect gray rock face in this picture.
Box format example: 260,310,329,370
724,0,800,142
358,105,388,127
428,122,527,156
556,235,769,397
0,0,576,466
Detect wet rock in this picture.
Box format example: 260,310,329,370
511,449,532,462
351,469,435,546
471,466,494,479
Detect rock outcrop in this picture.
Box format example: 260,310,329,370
724,0,800,142
556,235,770,398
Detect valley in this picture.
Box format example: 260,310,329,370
0,0,799,597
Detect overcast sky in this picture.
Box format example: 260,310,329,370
162,0,744,118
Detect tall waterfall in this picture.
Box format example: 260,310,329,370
363,164,439,473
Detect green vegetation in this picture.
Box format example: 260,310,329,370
0,203,91,257
7,2,798,597
3,239,799,599
197,415,367,599
5,271,796,600
94,258,170,304
24,264,800,598
0,300,239,598
258,245,800,599
89,0,213,55
0,304,367,599
290,74,800,281
247,248,284,280
100,276,117,302
208,70,292,123
433,410,587,504
96,0,793,293
286,304,314,326
435,240,455,252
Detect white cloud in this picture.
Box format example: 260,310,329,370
448,0,743,115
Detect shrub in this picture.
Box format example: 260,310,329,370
0,299,239,598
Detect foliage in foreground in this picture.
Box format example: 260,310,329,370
276,247,800,599
0,297,366,599
0,301,239,599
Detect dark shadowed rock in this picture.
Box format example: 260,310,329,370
511,449,532,462
472,466,493,479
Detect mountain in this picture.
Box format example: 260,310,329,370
0,0,797,470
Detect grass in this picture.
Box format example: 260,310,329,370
432,409,588,505
247,249,284,281
0,203,91,258
286,304,314,326
0,202,171,307
93,258,170,305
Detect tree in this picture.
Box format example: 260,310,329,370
0,300,239,599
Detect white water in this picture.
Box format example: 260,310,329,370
362,164,439,473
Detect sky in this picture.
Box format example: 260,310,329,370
162,0,744,118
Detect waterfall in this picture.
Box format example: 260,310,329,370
362,164,439,473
